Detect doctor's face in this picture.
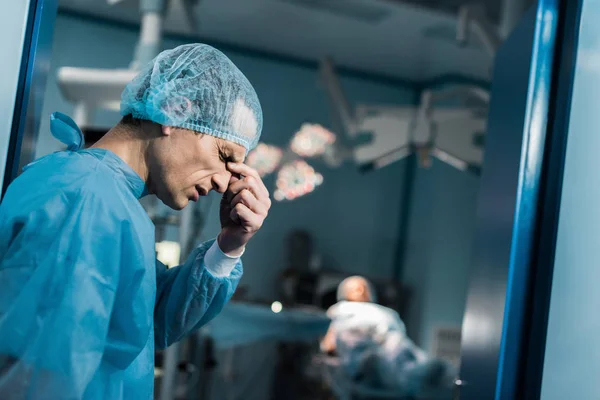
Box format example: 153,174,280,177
149,127,246,210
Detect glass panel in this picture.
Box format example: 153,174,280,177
541,1,600,398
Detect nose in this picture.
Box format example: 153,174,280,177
211,171,231,194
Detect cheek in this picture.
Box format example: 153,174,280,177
168,139,227,186
187,159,225,186
170,145,205,181
194,153,227,180
158,161,196,195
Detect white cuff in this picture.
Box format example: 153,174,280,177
204,240,243,277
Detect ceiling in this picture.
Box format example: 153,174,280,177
57,0,503,82
386,0,504,24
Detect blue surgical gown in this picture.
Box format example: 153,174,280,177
0,113,242,399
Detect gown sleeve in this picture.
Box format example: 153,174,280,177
154,239,243,349
0,189,128,399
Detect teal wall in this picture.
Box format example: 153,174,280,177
401,159,479,350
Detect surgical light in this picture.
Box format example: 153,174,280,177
290,123,336,158
274,160,323,202
245,143,283,177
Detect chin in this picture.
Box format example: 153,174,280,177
158,194,188,211
171,202,187,211
173,198,190,210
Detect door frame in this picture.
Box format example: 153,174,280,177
518,0,583,398
458,0,583,398
1,0,59,198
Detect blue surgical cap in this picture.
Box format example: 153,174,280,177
121,43,263,151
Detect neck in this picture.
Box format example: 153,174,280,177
91,124,150,182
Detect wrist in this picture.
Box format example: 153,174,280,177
204,240,240,278
217,233,245,257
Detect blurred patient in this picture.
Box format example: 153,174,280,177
321,276,452,395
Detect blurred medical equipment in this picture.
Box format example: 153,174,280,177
458,0,530,41
273,160,324,202
245,143,283,177
430,325,463,371
321,300,454,399
456,3,502,58
278,230,321,306
276,230,409,312
57,0,201,127
204,302,330,349
152,195,218,400
320,56,487,175
290,123,337,158
318,355,452,400
246,123,338,201
108,0,201,67
316,0,530,176
173,302,330,400
244,3,507,197
156,240,182,268
246,144,325,202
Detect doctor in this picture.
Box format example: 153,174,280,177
0,43,270,399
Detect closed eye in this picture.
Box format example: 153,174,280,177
219,151,233,163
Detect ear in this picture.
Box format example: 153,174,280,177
162,125,173,137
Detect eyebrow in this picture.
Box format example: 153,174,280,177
221,149,244,163
231,153,244,163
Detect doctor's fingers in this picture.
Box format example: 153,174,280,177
230,203,264,232
231,189,269,216
226,175,270,202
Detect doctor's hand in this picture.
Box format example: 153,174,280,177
218,162,271,256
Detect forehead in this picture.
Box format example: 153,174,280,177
217,138,247,162
347,278,367,289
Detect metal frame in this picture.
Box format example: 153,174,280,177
2,0,59,197
456,0,566,397
454,0,584,397
0,2,32,196
518,0,583,397
493,0,560,395
392,148,418,281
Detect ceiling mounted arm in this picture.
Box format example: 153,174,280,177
457,3,502,58
129,0,169,69
421,85,491,106
319,57,358,136
109,0,202,69
499,0,531,38
431,147,482,176
182,0,202,35
414,85,490,145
